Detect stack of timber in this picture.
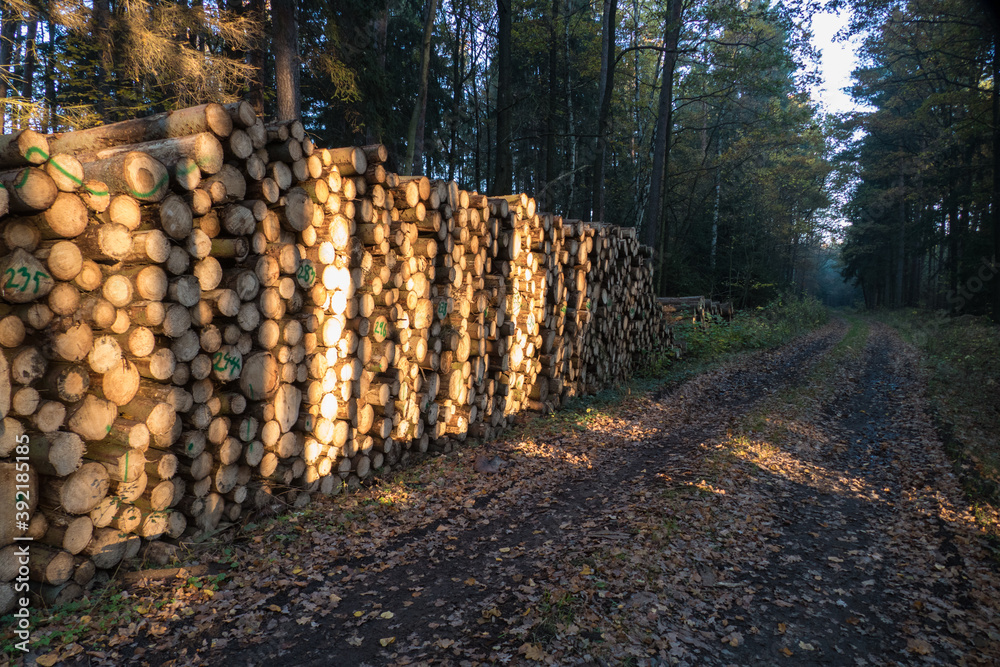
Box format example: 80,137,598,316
0,102,678,612
659,296,734,323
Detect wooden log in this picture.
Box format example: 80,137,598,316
44,153,84,193
20,191,89,239
51,321,93,363
27,544,75,585
66,395,117,442
41,462,109,514
0,167,58,212
224,101,257,129
0,248,55,303
41,241,83,282
0,129,49,168
133,348,176,381
86,440,146,483
28,431,84,477
82,527,128,569
120,395,176,436
81,151,170,202
157,193,195,240
39,510,93,555
330,147,367,176
203,163,246,199
49,104,233,155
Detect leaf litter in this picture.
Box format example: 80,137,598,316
12,319,1000,666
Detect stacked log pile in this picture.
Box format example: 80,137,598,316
0,103,678,612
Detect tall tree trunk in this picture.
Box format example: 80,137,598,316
564,12,576,215
993,30,1000,321
710,157,720,271
493,0,513,194
590,0,618,222
247,0,266,116
473,55,481,190
641,0,682,291
541,0,559,212
94,0,112,118
895,168,905,308
20,16,37,117
0,7,19,133
44,18,56,132
405,0,438,175
449,0,463,181
272,0,301,121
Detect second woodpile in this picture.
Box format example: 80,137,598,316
659,296,734,323
0,102,678,612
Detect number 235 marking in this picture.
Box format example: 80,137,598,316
3,266,48,294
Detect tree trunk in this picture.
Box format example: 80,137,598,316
94,0,112,118
541,0,559,213
493,0,513,194
405,0,439,175
642,0,683,292
472,32,481,190
993,30,1000,321
248,0,267,116
0,8,19,133
590,0,618,222
20,17,37,114
564,12,576,215
44,18,56,133
448,0,463,181
896,167,906,308
272,0,301,121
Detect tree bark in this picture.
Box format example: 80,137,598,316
993,30,1000,320
20,17,37,113
493,0,513,194
94,0,112,118
541,0,559,213
896,166,906,307
591,0,618,222
448,0,464,181
641,0,683,289
44,18,56,133
272,0,301,121
0,7,18,133
247,0,267,116
405,0,439,175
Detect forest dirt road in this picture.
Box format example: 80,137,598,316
39,318,1000,667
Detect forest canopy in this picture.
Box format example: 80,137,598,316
2,0,995,313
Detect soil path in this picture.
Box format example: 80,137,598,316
46,319,1000,666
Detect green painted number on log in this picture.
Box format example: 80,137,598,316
438,301,447,318
3,266,48,293
297,262,316,286
374,320,387,338
212,351,242,374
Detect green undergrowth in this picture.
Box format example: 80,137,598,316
517,295,830,438
650,294,828,371
878,310,1000,505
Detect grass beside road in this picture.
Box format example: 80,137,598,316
878,310,1000,547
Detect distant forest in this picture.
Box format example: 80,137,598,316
0,0,997,315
